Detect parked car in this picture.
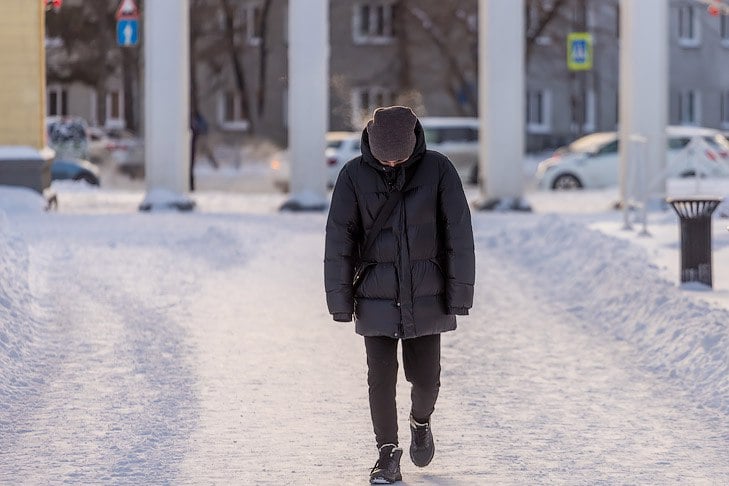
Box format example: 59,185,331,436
86,126,110,164
271,119,482,192
47,116,89,161
85,127,144,177
270,131,361,192
104,129,145,179
535,126,729,190
420,117,479,184
51,158,100,186
326,131,361,186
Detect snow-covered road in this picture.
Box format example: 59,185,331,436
2,191,729,484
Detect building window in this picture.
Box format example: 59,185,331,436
353,2,394,44
721,14,729,45
243,2,263,45
677,5,701,47
526,89,551,134
678,90,701,126
351,87,393,128
47,86,68,118
721,91,729,129
571,91,596,133
220,2,263,46
219,91,250,131
105,90,124,128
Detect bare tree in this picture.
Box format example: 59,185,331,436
256,0,273,117
45,0,146,131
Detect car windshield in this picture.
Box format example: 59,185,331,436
705,135,729,150
567,133,617,154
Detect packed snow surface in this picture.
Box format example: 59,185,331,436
1,185,729,484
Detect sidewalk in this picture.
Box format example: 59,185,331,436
1,191,729,484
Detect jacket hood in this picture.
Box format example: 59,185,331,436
360,119,427,172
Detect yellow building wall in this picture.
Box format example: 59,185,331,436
0,1,45,149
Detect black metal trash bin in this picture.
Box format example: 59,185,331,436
667,197,723,287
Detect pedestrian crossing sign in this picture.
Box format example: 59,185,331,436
567,32,593,71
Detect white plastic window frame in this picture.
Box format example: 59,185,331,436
526,89,552,134
721,91,729,129
583,90,596,133
721,14,729,47
677,5,701,48
105,89,125,129
218,2,263,47
678,89,702,126
219,91,250,131
46,84,68,118
246,2,264,46
352,2,395,45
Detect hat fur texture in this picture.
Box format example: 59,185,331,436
366,106,418,162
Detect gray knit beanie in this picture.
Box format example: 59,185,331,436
366,106,418,162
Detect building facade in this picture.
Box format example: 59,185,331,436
2,0,47,148
44,0,729,154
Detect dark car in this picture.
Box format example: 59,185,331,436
51,158,100,186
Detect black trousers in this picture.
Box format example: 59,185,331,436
364,334,441,448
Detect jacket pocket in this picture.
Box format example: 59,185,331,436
353,261,376,293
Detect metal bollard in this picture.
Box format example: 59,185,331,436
667,197,723,287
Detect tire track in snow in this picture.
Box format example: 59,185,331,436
0,239,198,484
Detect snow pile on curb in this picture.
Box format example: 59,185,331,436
478,214,729,415
0,212,40,398
0,186,46,214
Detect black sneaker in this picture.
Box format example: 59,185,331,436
409,414,435,467
369,444,403,484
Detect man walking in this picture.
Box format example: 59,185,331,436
324,106,475,484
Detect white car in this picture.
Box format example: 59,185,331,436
536,126,729,190
420,117,479,184
270,131,361,192
325,131,361,186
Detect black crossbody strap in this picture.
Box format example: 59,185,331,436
359,165,418,261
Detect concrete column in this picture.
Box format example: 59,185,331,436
280,0,329,211
619,0,668,208
140,0,194,211
476,0,529,211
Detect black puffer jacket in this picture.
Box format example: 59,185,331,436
324,121,475,339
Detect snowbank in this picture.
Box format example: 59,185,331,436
0,214,40,401
478,214,729,415
0,186,46,214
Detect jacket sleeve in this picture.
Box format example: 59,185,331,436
324,165,362,322
437,160,475,315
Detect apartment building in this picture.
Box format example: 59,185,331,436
44,0,729,153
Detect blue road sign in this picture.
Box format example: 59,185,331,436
117,19,139,47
